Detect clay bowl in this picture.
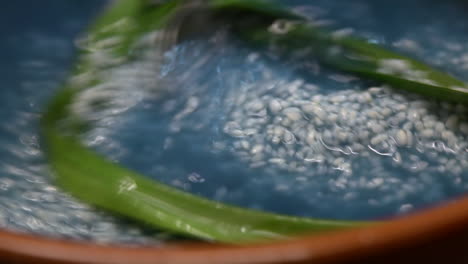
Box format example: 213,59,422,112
1,195,468,264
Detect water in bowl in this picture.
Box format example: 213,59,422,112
0,0,467,244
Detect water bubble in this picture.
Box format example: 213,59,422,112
187,173,205,183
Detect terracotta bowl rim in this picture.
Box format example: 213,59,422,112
1,195,468,264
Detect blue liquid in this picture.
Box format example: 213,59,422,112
0,0,467,244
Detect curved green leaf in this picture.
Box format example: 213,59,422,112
41,0,364,244
225,3,468,104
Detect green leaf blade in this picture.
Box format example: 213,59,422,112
40,0,364,244
223,3,468,104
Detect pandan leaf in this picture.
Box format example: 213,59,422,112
41,0,364,244
219,1,468,104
